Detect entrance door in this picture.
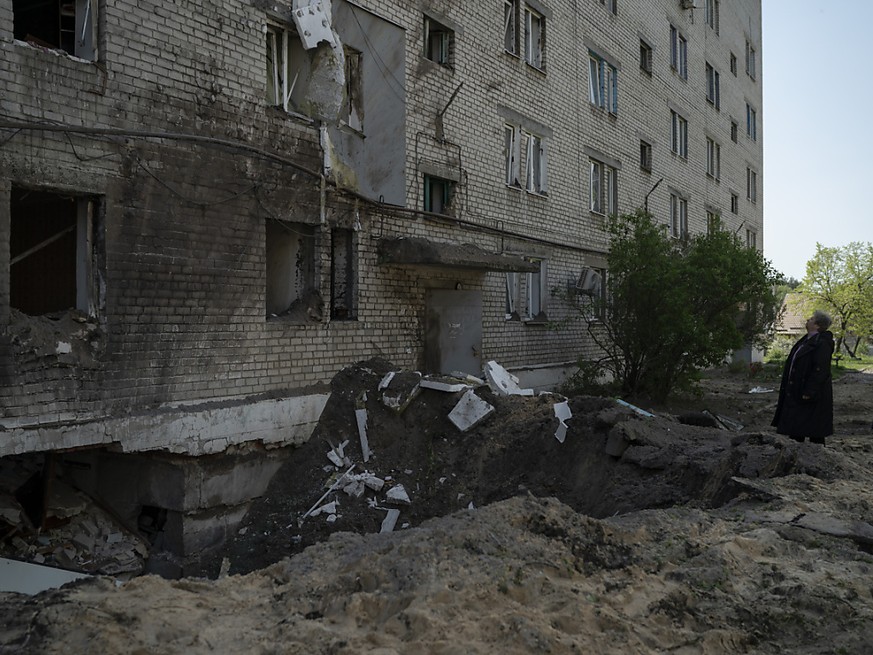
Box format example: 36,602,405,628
425,290,482,376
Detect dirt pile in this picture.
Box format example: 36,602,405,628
2,362,873,654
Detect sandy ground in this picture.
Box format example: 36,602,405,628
2,363,872,654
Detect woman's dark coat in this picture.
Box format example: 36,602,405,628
772,330,834,441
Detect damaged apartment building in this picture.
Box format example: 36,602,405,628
0,0,763,572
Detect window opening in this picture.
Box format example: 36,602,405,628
504,124,521,187
589,51,618,113
640,140,652,172
266,24,304,112
344,46,363,131
706,210,720,233
730,192,739,214
600,0,617,15
746,229,757,249
424,175,455,214
10,186,99,316
265,220,318,320
747,168,757,203
13,0,96,60
589,159,617,215
671,110,688,158
330,228,357,320
505,272,520,320
669,193,688,239
731,119,738,143
525,132,547,194
424,15,453,67
504,0,519,54
705,62,720,109
730,52,737,75
706,137,720,179
705,0,719,33
580,267,606,322
745,40,756,79
670,25,687,79
523,5,544,69
525,259,547,320
639,39,652,74
746,103,757,141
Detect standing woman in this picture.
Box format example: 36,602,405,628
772,310,835,444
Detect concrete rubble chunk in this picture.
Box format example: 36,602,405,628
553,400,573,443
380,371,422,414
378,372,396,391
385,484,411,505
448,390,495,432
484,361,534,396
380,508,400,533
355,406,370,463
419,377,471,393
342,480,365,498
310,500,337,516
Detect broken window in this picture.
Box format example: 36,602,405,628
671,110,688,158
10,186,100,316
424,15,453,67
330,228,357,320
266,24,304,112
705,62,720,109
504,0,519,55
505,272,520,320
523,5,544,69
344,46,363,131
670,25,687,80
265,220,319,320
525,132,547,195
423,175,455,215
640,140,652,172
580,267,606,322
670,193,688,239
13,0,97,60
504,124,521,187
525,259,547,320
589,159,617,215
706,137,721,180
639,39,653,74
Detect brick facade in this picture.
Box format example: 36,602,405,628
0,0,763,456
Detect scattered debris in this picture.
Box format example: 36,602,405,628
355,394,371,462
553,400,572,443
702,410,744,431
484,361,534,396
448,390,496,432
615,399,655,417
419,378,470,393
380,509,400,533
386,484,411,505
298,464,355,525
748,386,774,394
380,371,422,413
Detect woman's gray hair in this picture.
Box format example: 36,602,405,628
812,310,833,331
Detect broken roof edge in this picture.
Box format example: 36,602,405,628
376,237,540,273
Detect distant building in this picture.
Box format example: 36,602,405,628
0,0,763,566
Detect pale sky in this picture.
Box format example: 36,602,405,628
763,1,873,282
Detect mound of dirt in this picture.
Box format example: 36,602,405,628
3,362,873,654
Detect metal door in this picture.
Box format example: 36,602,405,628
425,290,482,376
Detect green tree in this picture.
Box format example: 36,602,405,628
580,211,780,401
800,242,873,358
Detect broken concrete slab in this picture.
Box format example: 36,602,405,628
419,379,470,393
385,484,410,504
484,361,534,396
448,390,495,432
292,0,337,49
380,508,400,533
0,557,90,595
355,403,371,463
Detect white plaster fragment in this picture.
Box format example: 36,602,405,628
386,484,410,504
342,480,365,498
380,508,400,533
355,408,370,462
484,361,534,396
292,1,336,49
553,400,573,443
55,341,72,355
448,390,495,432
326,449,343,468
419,379,470,393
378,372,396,391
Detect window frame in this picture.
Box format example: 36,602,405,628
523,5,544,70
639,39,653,74
669,193,688,240
639,140,652,172
600,0,618,15
504,0,519,55
671,110,688,158
344,46,363,131
589,158,618,216
706,137,721,180
705,62,720,109
670,25,688,80
504,123,522,187
705,0,719,33
524,131,548,195
747,167,758,203
589,51,618,114
745,39,757,79
731,119,738,143
730,192,739,214
746,229,757,249
746,103,757,141
525,259,548,321
424,15,454,67
423,174,456,215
